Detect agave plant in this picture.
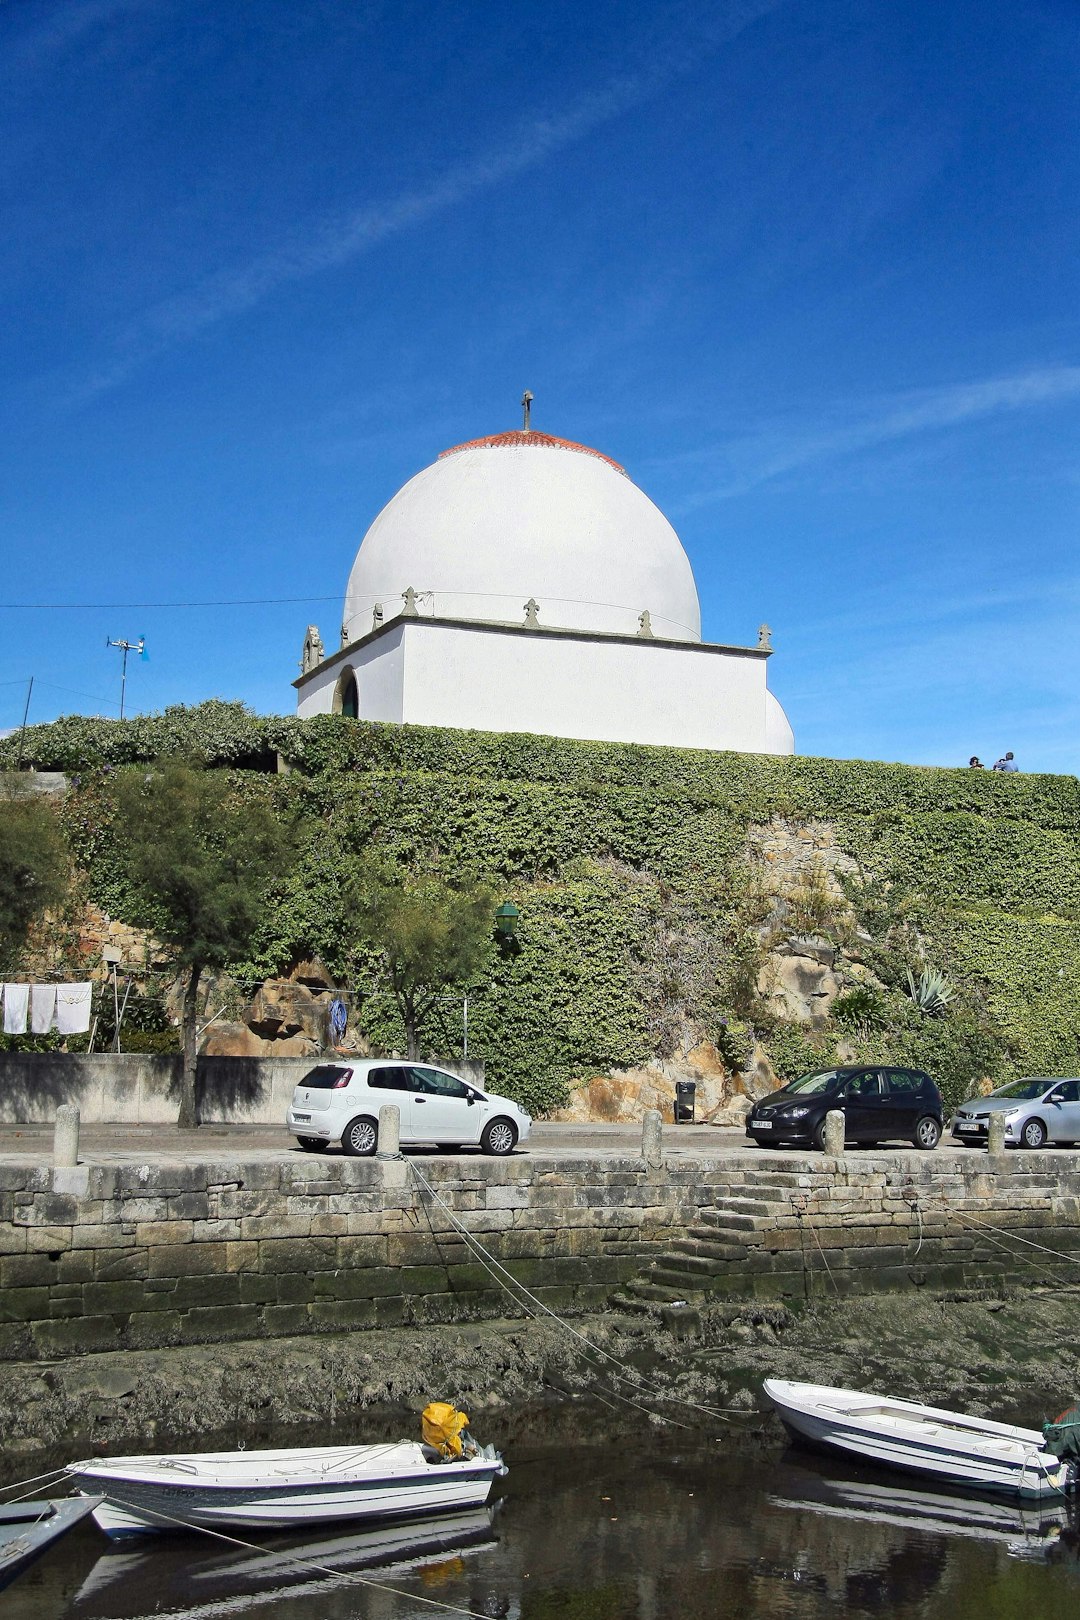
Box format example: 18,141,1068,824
905,966,956,1018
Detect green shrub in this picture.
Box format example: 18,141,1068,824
6,707,1079,1112
831,984,890,1030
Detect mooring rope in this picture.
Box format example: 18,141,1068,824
408,1160,744,1427
80,1492,500,1620
0,1465,71,1502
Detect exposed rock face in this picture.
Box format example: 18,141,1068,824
202,975,334,1059
245,981,329,1043
200,1022,266,1058
759,942,840,1026
748,818,858,884
550,1040,772,1125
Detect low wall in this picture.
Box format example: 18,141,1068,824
0,1054,486,1126
0,1149,1078,1359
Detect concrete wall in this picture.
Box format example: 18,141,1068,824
0,1054,486,1126
0,1148,1077,1360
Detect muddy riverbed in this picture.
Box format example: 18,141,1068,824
1,1285,1078,1482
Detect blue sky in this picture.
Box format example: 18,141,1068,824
1,0,1078,772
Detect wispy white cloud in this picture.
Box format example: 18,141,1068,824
671,364,1080,507
71,0,783,399
2,0,152,76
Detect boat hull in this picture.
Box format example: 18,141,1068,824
764,1379,1071,1500
66,1445,505,1539
0,1497,102,1591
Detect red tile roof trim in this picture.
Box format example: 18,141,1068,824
439,430,627,474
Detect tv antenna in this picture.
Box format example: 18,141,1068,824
105,636,147,720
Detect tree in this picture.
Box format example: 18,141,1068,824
0,785,70,975
115,762,296,1127
343,860,495,1059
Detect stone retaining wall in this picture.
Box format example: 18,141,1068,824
627,1153,1080,1304
0,1150,1078,1359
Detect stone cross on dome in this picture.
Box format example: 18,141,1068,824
521,390,533,431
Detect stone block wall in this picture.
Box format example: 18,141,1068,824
0,1154,710,1359
631,1153,1080,1302
0,1149,1078,1361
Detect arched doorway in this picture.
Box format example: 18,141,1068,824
333,667,359,718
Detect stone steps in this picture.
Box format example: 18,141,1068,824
669,1235,751,1263
660,1248,748,1276
694,1209,765,1232
701,1197,779,1218
618,1278,704,1305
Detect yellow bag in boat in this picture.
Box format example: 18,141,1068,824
422,1402,470,1459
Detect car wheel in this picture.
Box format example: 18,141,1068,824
480,1117,518,1156
341,1116,378,1157
296,1136,324,1152
1020,1117,1046,1150
811,1119,829,1152
913,1116,941,1150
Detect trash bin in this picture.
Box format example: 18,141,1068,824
674,1080,696,1123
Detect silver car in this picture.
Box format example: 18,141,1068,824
951,1077,1080,1149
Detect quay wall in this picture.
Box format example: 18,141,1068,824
0,1054,485,1127
0,1150,1078,1360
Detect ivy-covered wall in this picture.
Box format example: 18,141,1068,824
5,703,1079,1114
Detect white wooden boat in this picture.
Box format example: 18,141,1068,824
763,1378,1074,1500
65,1439,506,1539
0,1496,102,1591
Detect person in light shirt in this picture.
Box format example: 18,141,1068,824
992,751,1018,772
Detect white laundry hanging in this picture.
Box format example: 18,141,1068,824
3,984,29,1035
30,984,57,1035
54,983,93,1035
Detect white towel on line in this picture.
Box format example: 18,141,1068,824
54,982,93,1035
3,984,29,1035
30,984,57,1035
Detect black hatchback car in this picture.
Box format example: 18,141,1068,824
745,1066,945,1151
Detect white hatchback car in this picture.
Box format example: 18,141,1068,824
287,1060,532,1157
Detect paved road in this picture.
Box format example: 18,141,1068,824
0,1119,1069,1166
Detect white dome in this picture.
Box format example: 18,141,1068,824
343,431,702,643
764,689,795,756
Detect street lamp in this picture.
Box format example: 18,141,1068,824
494,901,520,953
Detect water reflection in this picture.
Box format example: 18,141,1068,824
2,1427,1077,1620
73,1506,500,1617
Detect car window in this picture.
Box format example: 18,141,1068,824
886,1071,920,1096
992,1079,1056,1100
784,1071,840,1095
1048,1080,1080,1103
842,1071,883,1098
410,1067,469,1098
300,1065,352,1090
367,1066,412,1091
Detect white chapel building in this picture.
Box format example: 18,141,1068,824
294,412,794,755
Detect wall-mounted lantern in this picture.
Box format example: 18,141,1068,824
494,901,520,952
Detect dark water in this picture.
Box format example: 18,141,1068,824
5,1431,1078,1620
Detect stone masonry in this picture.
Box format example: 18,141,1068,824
0,1150,1078,1360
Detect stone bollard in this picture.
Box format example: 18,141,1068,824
53,1104,80,1169
377,1103,401,1158
822,1108,845,1157
987,1112,1006,1156
642,1109,664,1168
